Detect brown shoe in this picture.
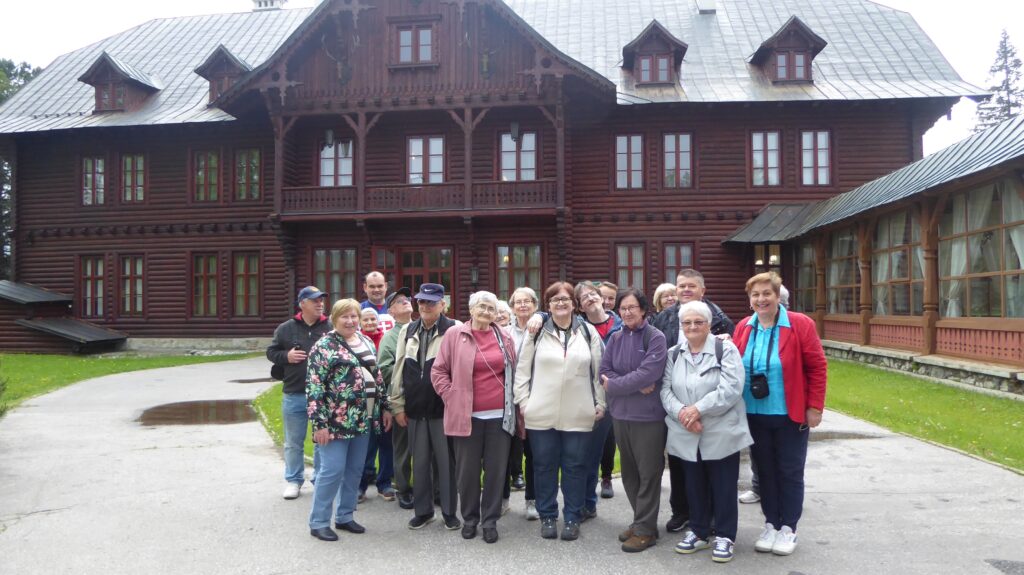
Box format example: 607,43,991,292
618,527,634,543
621,533,657,553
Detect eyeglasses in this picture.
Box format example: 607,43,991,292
512,299,534,307
581,292,602,301
619,305,641,314
681,320,708,328
475,305,497,314
549,296,573,304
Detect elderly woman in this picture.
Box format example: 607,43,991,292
733,272,826,557
652,283,678,315
598,288,667,553
514,282,604,542
495,300,512,328
508,286,540,520
306,298,392,542
432,291,519,544
661,300,751,563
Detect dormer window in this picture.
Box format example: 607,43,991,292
749,16,827,84
622,20,687,86
194,45,251,104
78,51,160,114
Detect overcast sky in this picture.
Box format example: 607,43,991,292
1,0,1021,154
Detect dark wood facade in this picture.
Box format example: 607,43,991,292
3,0,962,342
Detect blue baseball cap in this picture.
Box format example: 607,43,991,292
297,286,326,305
414,283,445,302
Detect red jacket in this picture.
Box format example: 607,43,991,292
732,310,827,424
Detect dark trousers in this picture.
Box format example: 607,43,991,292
408,417,457,518
453,418,512,529
392,422,412,496
667,454,690,520
747,414,809,531
584,415,613,512
503,434,524,500
530,428,591,523
359,427,393,492
601,424,617,480
683,450,740,542
614,419,666,537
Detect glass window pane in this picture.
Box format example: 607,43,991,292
1005,225,1024,270
752,133,763,152
429,138,443,155
969,276,1001,317
501,133,514,152
664,135,675,153
616,136,627,154
1005,274,1024,317
968,232,1000,274
520,152,535,170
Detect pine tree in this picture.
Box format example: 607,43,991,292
974,29,1024,133
0,59,42,280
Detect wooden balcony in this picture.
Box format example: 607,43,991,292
280,179,557,220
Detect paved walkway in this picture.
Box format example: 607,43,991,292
1,357,1023,574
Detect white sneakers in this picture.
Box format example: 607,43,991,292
525,500,539,520
738,490,761,504
282,482,301,500
772,526,798,555
754,523,798,555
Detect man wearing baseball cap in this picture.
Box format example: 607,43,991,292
377,287,415,508
267,286,331,500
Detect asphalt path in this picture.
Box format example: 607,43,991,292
1,357,1022,574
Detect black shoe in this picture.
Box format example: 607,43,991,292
408,514,435,530
511,475,525,491
443,513,462,530
540,518,558,539
666,515,689,533
483,527,499,544
600,478,614,499
398,493,415,510
310,527,338,541
462,524,477,539
433,494,441,506
334,520,365,534
581,507,597,522
561,521,580,541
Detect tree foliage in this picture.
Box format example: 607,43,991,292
974,29,1024,133
0,59,42,280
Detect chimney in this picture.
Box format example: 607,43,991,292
696,0,717,14
252,0,287,11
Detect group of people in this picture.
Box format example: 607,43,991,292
267,268,827,563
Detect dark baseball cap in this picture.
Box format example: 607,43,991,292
296,286,326,305
414,283,445,302
385,287,413,308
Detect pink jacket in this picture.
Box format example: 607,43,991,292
431,323,518,437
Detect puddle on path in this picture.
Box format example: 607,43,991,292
229,377,276,384
809,431,883,442
137,400,257,426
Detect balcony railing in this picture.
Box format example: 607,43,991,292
280,179,557,217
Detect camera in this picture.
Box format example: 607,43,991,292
750,373,770,399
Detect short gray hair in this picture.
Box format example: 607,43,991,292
469,290,499,309
780,284,790,307
678,300,712,324
496,300,512,315
509,286,539,306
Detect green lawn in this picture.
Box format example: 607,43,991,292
827,359,1024,472
0,352,258,409
253,382,316,460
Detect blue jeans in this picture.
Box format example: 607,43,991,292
282,392,320,485
308,433,370,529
584,415,613,512
359,427,394,492
529,428,591,523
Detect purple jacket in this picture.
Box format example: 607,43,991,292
599,320,668,422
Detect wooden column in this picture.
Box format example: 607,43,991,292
920,198,943,355
448,108,488,210
270,114,297,216
539,99,568,279
813,235,828,338
857,221,874,346
343,112,382,213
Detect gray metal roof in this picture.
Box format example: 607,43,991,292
0,0,986,134
504,0,986,104
723,203,821,243
0,280,73,305
15,318,127,345
0,8,311,134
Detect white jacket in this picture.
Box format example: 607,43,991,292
513,316,605,432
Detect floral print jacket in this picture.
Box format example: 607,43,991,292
306,330,388,439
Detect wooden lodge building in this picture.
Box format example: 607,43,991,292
3,0,1013,373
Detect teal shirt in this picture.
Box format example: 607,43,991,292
742,305,789,415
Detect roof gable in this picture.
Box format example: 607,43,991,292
194,44,252,80
748,15,827,65
622,19,688,69
78,51,161,92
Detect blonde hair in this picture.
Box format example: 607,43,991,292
652,283,676,313
745,272,782,295
330,299,361,325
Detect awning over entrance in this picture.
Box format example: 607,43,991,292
0,280,73,305
723,203,819,244
14,318,126,347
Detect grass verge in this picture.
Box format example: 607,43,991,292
0,352,259,410
827,359,1024,473
253,382,315,459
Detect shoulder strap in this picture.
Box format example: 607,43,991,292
715,337,724,368
642,325,652,353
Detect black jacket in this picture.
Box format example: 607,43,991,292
651,297,734,346
266,313,332,394
393,315,456,419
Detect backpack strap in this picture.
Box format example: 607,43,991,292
715,336,724,368
642,324,652,353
